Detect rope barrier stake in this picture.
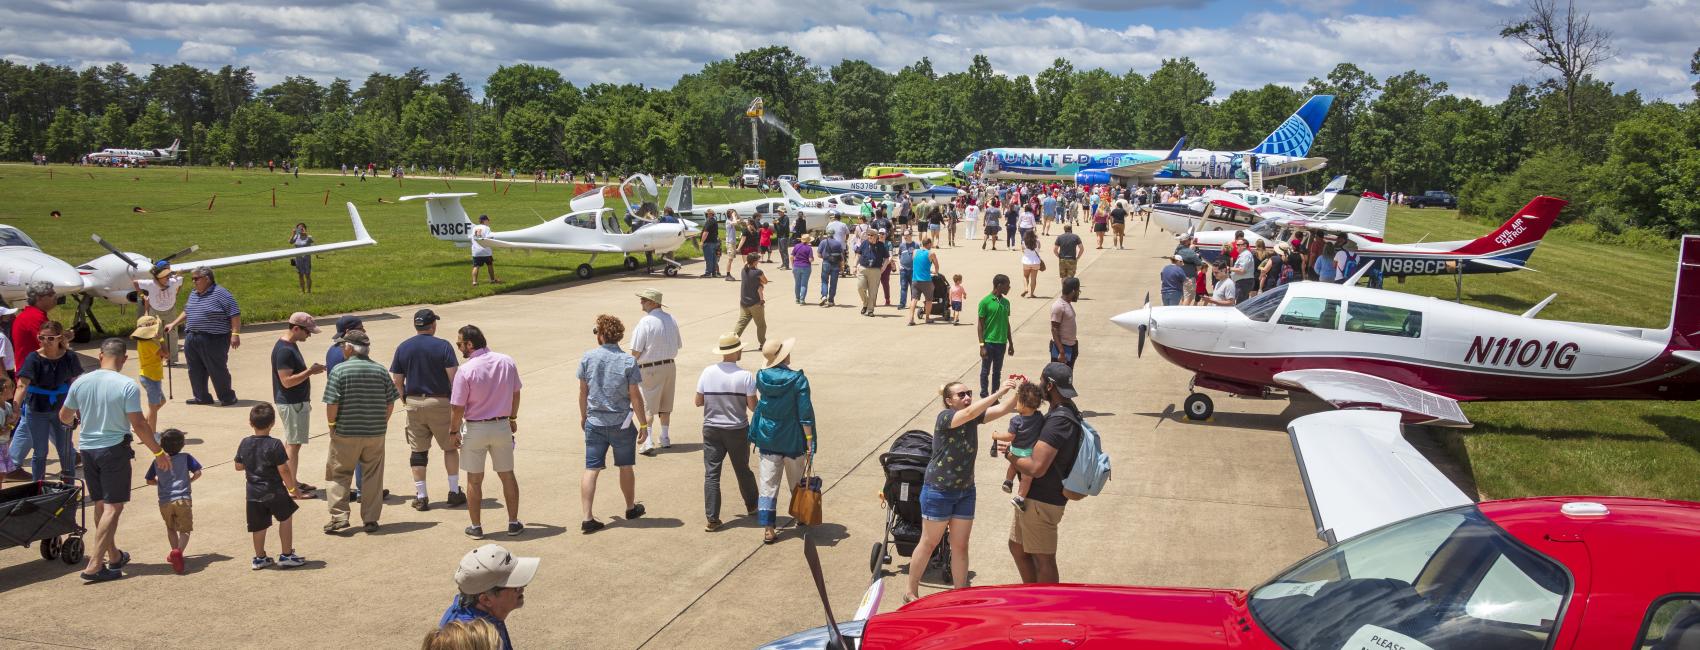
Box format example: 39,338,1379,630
323,189,330,205
207,194,217,210
272,188,276,207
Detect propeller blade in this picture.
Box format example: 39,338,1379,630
90,234,139,269
1137,324,1147,358
158,245,199,264
1138,292,1151,358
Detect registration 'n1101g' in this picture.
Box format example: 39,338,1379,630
1464,336,1579,370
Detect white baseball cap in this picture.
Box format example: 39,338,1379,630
455,544,540,595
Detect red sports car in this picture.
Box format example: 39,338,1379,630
764,497,1700,649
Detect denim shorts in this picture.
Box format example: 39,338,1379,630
919,484,976,521
585,423,637,470
139,377,165,405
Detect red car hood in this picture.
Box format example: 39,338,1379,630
860,584,1275,649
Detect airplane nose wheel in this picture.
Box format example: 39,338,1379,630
663,265,678,277
623,256,639,271
575,263,594,280
1184,393,1213,421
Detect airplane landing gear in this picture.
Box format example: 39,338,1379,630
575,263,594,280
1184,393,1213,421
663,265,678,277
623,256,639,271
70,294,103,343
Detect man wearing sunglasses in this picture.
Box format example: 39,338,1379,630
167,267,241,406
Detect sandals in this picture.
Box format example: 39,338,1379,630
763,530,778,545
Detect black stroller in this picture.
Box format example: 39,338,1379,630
870,430,950,579
0,480,88,565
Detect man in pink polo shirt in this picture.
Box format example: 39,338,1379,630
449,325,524,539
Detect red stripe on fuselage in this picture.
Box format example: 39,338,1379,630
1154,343,1700,402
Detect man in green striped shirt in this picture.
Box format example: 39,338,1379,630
322,330,400,534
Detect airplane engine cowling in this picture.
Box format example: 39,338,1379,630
1074,171,1110,186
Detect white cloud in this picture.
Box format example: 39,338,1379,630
0,0,1691,106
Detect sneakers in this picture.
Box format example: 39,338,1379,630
323,520,351,535
80,567,122,583
625,504,646,520
580,519,605,535
251,556,275,571
412,496,429,511
465,525,484,539
705,519,722,532
363,522,380,533
277,553,306,568
1011,495,1028,511
167,549,184,575
1001,479,1014,494
506,521,524,537
639,447,657,457
2,468,30,481
445,491,468,507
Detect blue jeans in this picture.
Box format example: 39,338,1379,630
919,484,976,521
819,262,840,301
793,265,811,303
703,241,720,276
1160,290,1182,306
585,423,638,469
898,272,911,308
978,342,1007,397
1050,341,1078,368
9,406,74,480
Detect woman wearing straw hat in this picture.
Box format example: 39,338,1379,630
748,338,815,544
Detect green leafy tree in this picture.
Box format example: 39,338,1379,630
401,89,454,166
43,106,88,160
484,64,564,118
1136,58,1213,148
1034,59,1074,142
93,102,128,148
889,58,940,162
1301,63,1377,175
818,60,894,172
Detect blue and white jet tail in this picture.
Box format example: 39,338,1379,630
1249,95,1333,158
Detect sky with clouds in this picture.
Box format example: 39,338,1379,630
2,0,1694,104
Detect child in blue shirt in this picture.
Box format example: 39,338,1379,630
144,428,201,574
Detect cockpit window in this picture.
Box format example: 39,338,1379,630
600,211,626,234
1346,303,1423,338
562,213,596,230
1234,285,1287,322
1250,507,1568,650
0,227,40,249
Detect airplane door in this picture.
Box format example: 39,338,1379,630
1269,296,1342,360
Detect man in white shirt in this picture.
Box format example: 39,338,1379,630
470,215,501,286
631,289,682,456
694,334,758,531
1232,238,1257,303
133,263,184,363
1207,263,1238,306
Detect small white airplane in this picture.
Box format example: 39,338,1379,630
661,175,788,220
778,179,875,222
1166,190,1388,253
795,144,959,199
1111,222,1700,425
2,203,376,336
86,138,182,164
1224,175,1350,216
404,175,699,279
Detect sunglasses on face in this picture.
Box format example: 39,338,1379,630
954,390,973,399
39,335,63,342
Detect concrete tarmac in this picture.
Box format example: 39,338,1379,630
0,218,1322,649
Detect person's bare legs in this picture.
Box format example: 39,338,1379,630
466,471,485,528
279,517,295,556
905,519,949,601
497,470,519,522
1032,553,1059,583
1009,540,1039,584
618,466,636,509
251,529,267,558
470,265,479,286
83,501,123,575
580,468,601,521
144,403,162,433
947,518,974,588
284,443,304,490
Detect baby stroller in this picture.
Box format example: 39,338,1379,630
0,480,88,565
871,430,950,579
928,277,952,319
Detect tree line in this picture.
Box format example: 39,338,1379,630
0,39,1697,234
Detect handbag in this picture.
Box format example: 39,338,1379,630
789,452,823,527
1039,258,1047,272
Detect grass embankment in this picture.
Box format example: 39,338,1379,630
0,165,778,327
1381,205,1699,501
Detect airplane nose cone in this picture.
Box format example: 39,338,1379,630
1111,307,1151,333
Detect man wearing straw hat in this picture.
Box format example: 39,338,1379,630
631,289,681,456
695,334,759,532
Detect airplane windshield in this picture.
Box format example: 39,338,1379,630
1249,507,1568,650
1249,220,1284,238
1235,285,1287,322
0,227,40,249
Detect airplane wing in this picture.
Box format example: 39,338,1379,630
170,202,376,272
476,238,624,254
1288,410,1474,544
1272,369,1471,427
1101,137,1185,180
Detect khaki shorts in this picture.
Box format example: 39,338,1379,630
404,396,455,453
1009,499,1066,554
159,499,194,533
277,402,311,445
637,361,676,416
1112,222,1126,236
461,419,515,474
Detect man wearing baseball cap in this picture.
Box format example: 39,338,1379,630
996,361,1081,585
324,315,364,374
392,308,464,511
274,312,325,499
322,329,400,534
441,544,538,649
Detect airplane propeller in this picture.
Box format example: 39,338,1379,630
1137,292,1151,358
90,234,138,269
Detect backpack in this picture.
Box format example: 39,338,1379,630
1054,408,1111,500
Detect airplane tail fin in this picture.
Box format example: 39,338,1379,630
664,175,694,214
779,177,807,205
1670,234,1700,345
798,143,822,183
168,138,180,152
1250,95,1333,158
399,193,476,243
1319,175,1347,207
1340,190,1388,239
1454,195,1565,257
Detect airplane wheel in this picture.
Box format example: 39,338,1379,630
575,264,594,280
1184,393,1213,421
71,323,93,344
663,265,678,277
623,256,639,271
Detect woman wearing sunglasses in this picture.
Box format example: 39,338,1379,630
8,321,82,483
904,375,1021,603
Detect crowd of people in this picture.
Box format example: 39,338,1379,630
1160,228,1370,307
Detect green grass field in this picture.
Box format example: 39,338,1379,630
0,164,783,327
1379,204,1699,502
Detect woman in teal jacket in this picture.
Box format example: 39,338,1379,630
749,337,816,544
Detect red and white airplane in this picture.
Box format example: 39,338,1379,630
85,138,182,164
1112,224,1700,424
